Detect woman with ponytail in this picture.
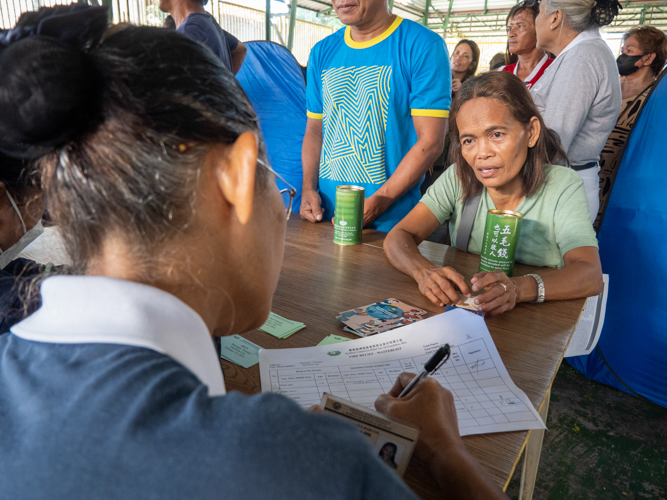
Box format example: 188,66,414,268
0,6,510,500
384,71,603,316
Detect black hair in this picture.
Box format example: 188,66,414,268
0,38,103,159
0,152,37,203
0,24,266,275
379,443,397,457
163,15,176,29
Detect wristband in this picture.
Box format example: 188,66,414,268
526,274,545,303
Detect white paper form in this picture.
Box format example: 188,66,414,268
260,309,546,437
565,274,609,358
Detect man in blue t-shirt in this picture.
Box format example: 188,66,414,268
160,0,246,74
299,0,451,233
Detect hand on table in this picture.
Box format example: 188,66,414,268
471,270,518,315
452,78,462,93
375,372,464,463
415,267,471,307
300,188,323,222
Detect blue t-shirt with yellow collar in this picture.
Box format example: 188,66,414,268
306,16,451,232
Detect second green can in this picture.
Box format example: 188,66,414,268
478,209,523,277
333,185,365,245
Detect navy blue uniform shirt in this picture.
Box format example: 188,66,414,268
0,276,419,500
177,13,239,71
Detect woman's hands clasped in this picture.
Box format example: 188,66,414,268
414,267,472,307
415,267,519,315
470,270,519,315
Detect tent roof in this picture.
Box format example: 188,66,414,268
294,0,667,37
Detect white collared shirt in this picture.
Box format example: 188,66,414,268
557,28,601,59
11,275,226,396
513,53,551,83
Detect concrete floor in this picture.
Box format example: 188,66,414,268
506,363,667,499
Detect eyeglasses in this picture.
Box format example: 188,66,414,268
173,142,297,220
257,159,297,220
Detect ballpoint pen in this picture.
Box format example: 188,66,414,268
398,344,451,398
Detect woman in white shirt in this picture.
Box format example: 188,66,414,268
500,2,553,89
530,0,622,222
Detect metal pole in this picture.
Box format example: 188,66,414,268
422,0,431,26
443,0,454,37
265,0,271,41
287,0,297,51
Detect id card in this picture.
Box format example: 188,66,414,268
320,393,419,477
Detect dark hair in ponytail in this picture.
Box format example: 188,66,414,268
0,152,38,204
448,71,569,203
0,37,103,159
0,23,266,275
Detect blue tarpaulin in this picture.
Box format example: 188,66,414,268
568,73,667,407
236,41,306,212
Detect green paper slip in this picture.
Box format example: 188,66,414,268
317,334,351,346
219,335,262,368
259,312,305,339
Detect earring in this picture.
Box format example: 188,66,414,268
550,25,553,29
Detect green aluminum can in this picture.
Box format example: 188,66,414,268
333,185,365,245
478,209,523,277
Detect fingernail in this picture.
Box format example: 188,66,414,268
471,277,477,282
466,293,472,298
474,298,480,305
472,285,478,292
316,214,322,220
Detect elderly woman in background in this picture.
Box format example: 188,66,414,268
617,25,667,100
451,39,480,94
595,25,667,230
530,0,622,223
500,1,553,89
385,72,602,316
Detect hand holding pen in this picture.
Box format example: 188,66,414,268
398,344,451,398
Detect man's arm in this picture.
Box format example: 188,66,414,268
230,41,246,75
363,116,447,227
299,117,324,222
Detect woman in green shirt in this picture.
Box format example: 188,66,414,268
384,71,603,316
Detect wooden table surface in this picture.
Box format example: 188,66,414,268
220,218,585,499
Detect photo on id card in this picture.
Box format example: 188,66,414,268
320,393,418,477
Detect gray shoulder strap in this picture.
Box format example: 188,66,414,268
455,192,482,252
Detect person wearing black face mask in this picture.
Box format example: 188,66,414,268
617,26,667,100
596,25,666,230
